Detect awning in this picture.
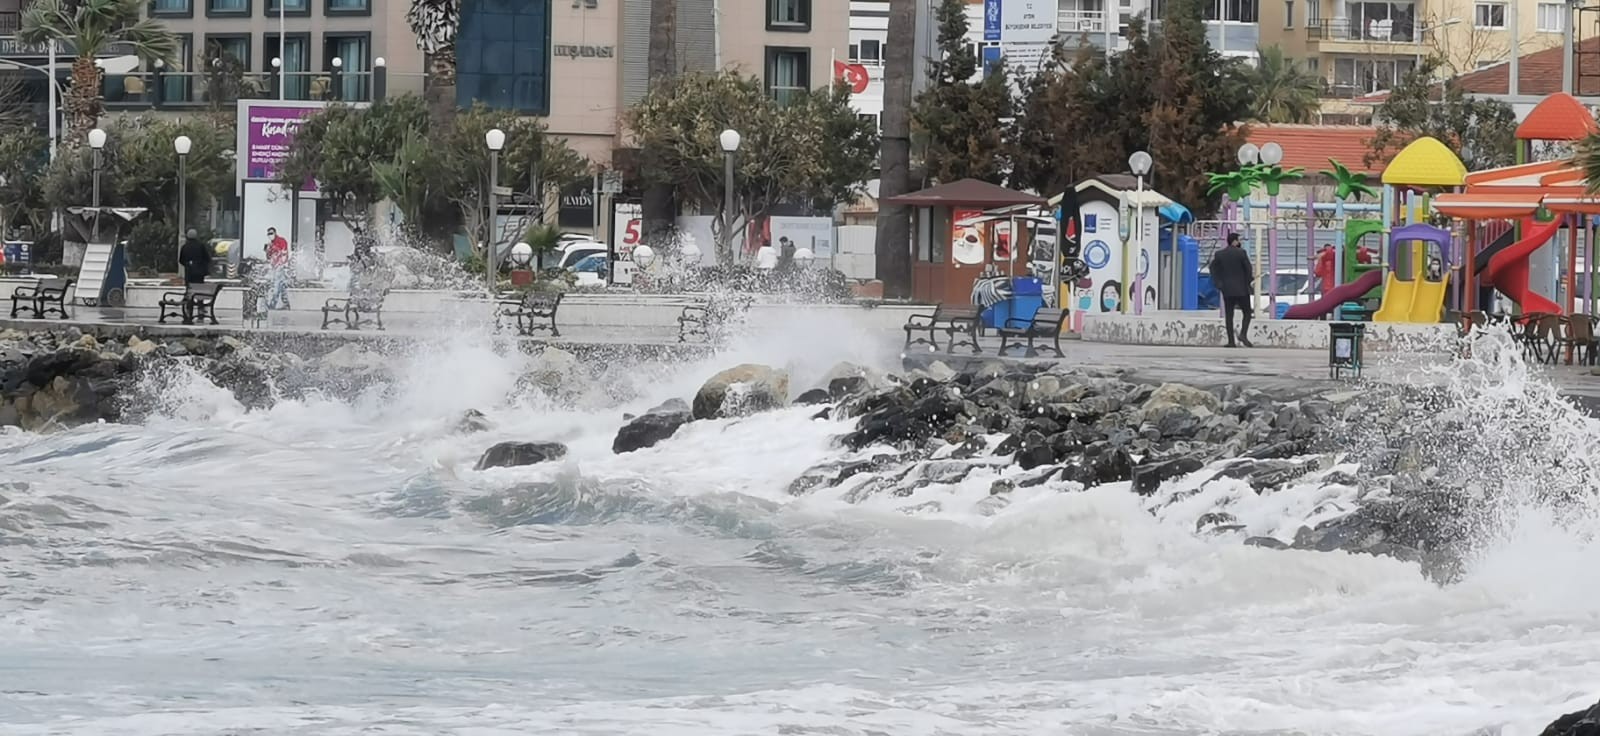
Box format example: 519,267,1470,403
1541,196,1600,215
1430,193,1542,218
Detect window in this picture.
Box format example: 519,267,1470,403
326,0,369,14
767,0,811,31
1475,2,1506,28
206,35,251,69
1538,2,1566,31
1285,0,1294,27
1339,2,1417,41
857,39,882,64
266,0,309,13
324,34,370,100
1203,0,1260,22
1332,55,1417,94
160,34,194,104
265,33,310,99
206,0,248,14
764,47,810,105
455,0,552,114
152,0,192,15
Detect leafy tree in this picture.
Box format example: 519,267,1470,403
625,71,878,263
1145,0,1253,212
0,126,50,239
276,95,429,233
18,0,180,143
912,0,1013,184
1246,45,1320,124
1367,60,1516,171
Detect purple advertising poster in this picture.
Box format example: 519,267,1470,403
242,101,320,190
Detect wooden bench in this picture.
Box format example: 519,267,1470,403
902,304,981,354
496,292,563,337
678,293,753,342
997,307,1067,358
158,283,222,325
321,288,389,331
9,277,73,320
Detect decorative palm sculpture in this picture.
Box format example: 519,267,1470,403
1319,158,1379,219
1205,168,1264,201
1255,163,1305,196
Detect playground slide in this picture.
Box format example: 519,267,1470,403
1283,269,1384,320
1472,226,1519,276
1372,272,1450,323
1482,218,1563,314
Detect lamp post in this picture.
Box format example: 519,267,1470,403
719,129,741,262
271,56,282,99
174,134,191,257
1236,142,1262,316
88,127,106,245
509,241,534,286
1127,150,1152,315
484,127,506,295
373,56,387,102
1259,141,1284,311
330,56,343,101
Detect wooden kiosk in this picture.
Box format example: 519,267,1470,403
884,179,1048,304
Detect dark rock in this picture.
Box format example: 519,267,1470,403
1244,536,1289,550
1131,454,1205,495
993,433,1022,456
613,399,692,454
1539,699,1600,736
827,376,868,399
1059,442,1133,487
475,441,568,470
692,364,789,420
1014,432,1056,470
795,388,832,406
456,409,490,434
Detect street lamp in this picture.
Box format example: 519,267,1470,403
331,56,343,100
484,127,506,295
88,127,106,245
174,134,192,259
271,56,283,99
1259,141,1284,309
719,128,740,261
1126,150,1152,315
793,247,815,270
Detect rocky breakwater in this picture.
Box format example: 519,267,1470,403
0,328,396,430
594,357,1511,583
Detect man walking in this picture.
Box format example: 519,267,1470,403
265,227,291,310
177,228,212,325
1209,232,1255,348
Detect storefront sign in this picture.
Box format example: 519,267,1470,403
555,44,614,59
559,183,596,228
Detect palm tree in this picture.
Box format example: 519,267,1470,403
406,0,459,124
19,0,179,143
874,0,916,298
1245,45,1321,124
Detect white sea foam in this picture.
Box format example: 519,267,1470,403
1,316,1598,736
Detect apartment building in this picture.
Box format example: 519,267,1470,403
1259,0,1593,102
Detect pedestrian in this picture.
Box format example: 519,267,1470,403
1314,243,1335,295
1208,232,1255,348
177,228,212,325
265,227,291,310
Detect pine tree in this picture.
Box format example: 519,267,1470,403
911,0,1014,184
1143,0,1252,212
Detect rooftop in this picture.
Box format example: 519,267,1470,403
1243,124,1389,175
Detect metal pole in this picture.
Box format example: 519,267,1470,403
177,153,187,256
487,151,498,295
46,41,56,161
1563,0,1575,93
1134,175,1143,315
1509,0,1520,95
591,170,600,239
91,150,101,244
1268,191,1279,309
722,151,735,259
279,0,287,100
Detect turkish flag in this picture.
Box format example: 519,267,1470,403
833,60,869,94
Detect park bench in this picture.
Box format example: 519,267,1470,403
902,304,981,354
496,291,563,337
997,307,1067,358
8,277,73,320
157,283,222,325
321,288,389,331
678,293,754,342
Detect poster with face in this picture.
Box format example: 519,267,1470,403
1078,199,1122,314
952,209,985,265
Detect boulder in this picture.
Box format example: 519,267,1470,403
1142,383,1221,415
475,441,568,470
1538,699,1600,736
613,398,693,453
795,388,832,406
528,347,581,394
692,364,789,420
1130,453,1205,495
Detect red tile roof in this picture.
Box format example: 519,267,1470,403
1456,36,1600,96
1244,124,1389,175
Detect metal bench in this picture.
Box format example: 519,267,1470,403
321,288,389,331
157,283,222,325
997,307,1066,358
678,293,753,342
902,304,981,354
496,292,562,337
9,277,73,319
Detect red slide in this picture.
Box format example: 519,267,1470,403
1284,269,1384,320
1483,218,1563,314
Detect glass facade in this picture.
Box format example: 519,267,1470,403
457,0,552,115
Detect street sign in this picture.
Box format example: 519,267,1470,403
600,171,623,195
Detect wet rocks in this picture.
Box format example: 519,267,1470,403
612,398,692,453
692,363,789,420
1540,699,1600,736
475,441,568,470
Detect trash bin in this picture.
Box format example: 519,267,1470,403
1328,322,1365,379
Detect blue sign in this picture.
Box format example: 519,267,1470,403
984,0,1002,41
1084,213,1098,232
1083,240,1111,270
2,241,28,268
981,46,1003,78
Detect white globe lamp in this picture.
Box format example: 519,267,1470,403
793,247,816,269
509,242,533,268
632,244,657,270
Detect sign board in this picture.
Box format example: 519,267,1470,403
1,241,29,269
768,216,835,259
999,0,1055,73
983,0,1003,41
559,182,595,228
608,201,642,285
600,170,623,195
235,99,335,193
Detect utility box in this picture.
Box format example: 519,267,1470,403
1329,322,1366,379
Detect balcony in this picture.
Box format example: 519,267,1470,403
1306,18,1424,51
0,12,17,36
102,69,380,109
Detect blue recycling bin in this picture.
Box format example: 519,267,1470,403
983,276,1044,329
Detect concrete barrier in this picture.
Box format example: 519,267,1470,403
1081,311,1456,351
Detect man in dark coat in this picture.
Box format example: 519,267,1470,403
1208,232,1255,348
177,229,212,325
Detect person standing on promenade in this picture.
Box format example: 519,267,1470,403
265,227,291,311
177,229,212,325
1209,232,1255,348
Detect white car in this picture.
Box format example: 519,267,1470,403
1256,268,1316,314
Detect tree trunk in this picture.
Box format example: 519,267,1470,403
425,51,457,127
874,0,915,298
641,0,678,247
65,56,102,144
